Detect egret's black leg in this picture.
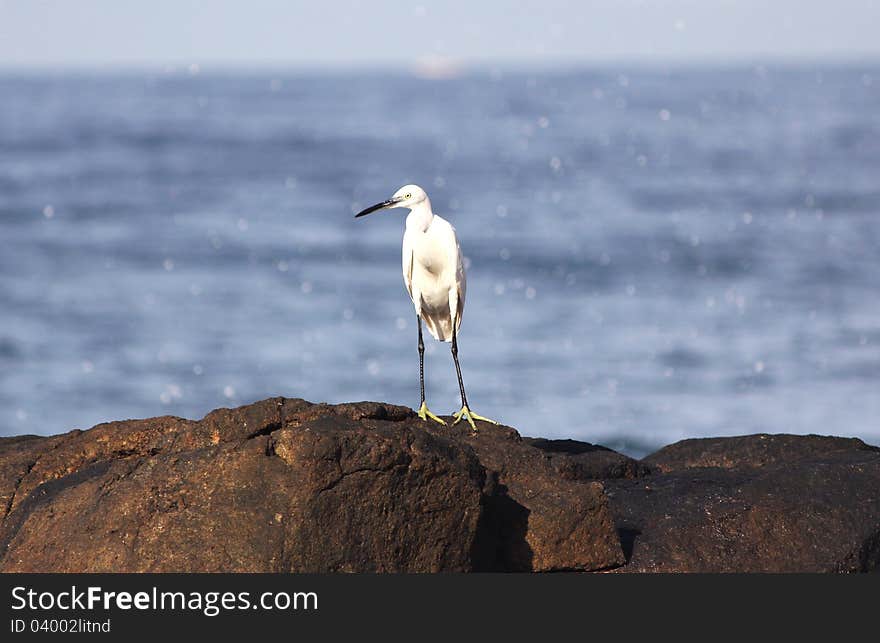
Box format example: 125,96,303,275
450,325,498,431
418,316,426,406
416,315,445,425
451,326,468,409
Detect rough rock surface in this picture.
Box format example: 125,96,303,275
524,438,652,481
643,433,879,473
609,434,880,572
439,427,625,571
0,398,624,572
2,401,878,573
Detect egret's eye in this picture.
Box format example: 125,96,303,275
405,193,412,199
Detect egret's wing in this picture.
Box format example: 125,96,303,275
402,228,415,303
450,224,466,328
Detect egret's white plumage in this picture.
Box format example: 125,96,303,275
400,188,466,342
354,183,496,430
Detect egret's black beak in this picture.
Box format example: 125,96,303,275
355,197,401,218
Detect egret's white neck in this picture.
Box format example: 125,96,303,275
405,198,434,233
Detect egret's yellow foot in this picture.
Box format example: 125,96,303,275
452,406,498,431
417,402,447,425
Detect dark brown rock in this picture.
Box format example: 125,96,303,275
6,401,876,573
609,435,880,572
523,437,652,481
426,425,625,571
0,434,69,521
643,433,880,473
0,398,624,572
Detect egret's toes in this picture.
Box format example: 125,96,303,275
451,406,497,432
417,402,447,425
468,411,499,425
451,407,473,430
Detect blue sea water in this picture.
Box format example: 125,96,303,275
1,66,878,457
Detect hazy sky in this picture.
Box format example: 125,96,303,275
1,0,878,68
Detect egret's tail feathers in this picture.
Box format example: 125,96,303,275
421,312,458,342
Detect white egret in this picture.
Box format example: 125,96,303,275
355,184,497,431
